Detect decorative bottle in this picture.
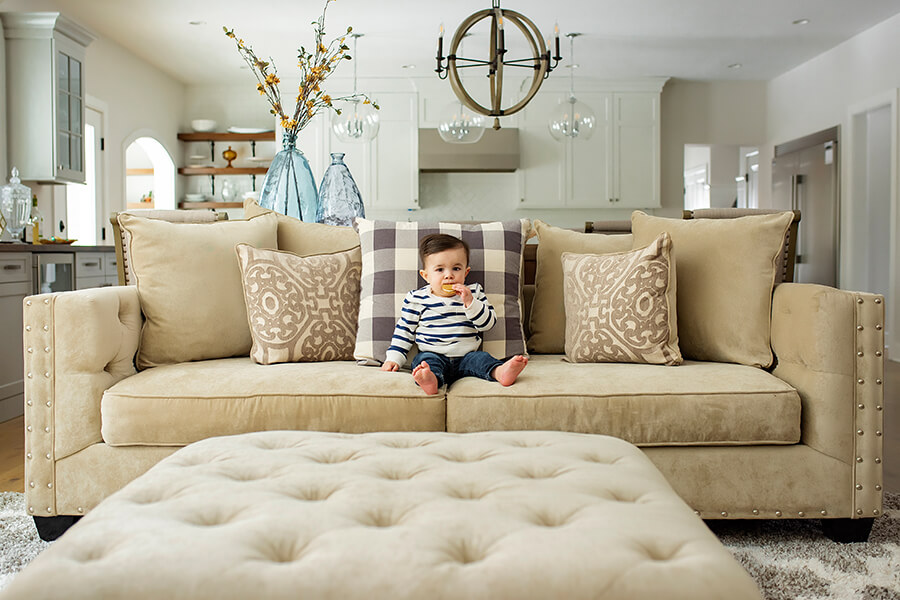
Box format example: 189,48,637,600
316,153,364,227
25,195,43,243
258,130,318,222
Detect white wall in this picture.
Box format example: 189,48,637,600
660,80,768,217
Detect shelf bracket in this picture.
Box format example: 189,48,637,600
250,141,257,157
251,175,257,191
208,141,215,162
209,174,215,196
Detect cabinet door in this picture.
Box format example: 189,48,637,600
54,34,87,183
518,93,566,208
569,93,613,209
0,253,32,420
370,93,419,211
612,93,660,208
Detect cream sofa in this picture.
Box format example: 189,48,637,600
21,211,885,543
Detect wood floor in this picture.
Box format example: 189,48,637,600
0,414,24,493
0,360,898,495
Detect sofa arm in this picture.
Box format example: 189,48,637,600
771,283,884,517
23,286,141,516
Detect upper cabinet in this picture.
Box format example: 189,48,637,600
519,80,665,210
1,12,95,184
295,91,420,212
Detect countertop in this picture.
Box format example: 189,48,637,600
0,243,115,253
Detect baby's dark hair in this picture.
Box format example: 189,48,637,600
419,233,470,265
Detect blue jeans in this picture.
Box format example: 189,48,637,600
410,351,505,388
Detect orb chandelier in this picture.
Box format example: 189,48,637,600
548,33,595,141
332,33,379,143
435,0,561,131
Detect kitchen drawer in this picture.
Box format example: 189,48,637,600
0,253,31,284
76,252,105,278
103,253,118,277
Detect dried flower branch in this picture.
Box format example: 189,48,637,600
224,0,378,138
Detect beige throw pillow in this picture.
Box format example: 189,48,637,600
562,232,681,365
528,220,633,354
118,212,278,369
631,210,793,368
243,197,359,256
235,245,362,364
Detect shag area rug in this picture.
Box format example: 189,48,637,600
1,491,898,598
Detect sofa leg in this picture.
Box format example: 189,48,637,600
33,515,81,541
821,518,874,543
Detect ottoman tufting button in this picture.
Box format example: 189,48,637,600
875,458,882,464
751,509,759,516
856,484,863,490
798,512,805,517
820,510,827,516
875,485,882,491
857,457,863,463
720,511,728,517
857,509,864,516
775,511,782,517
874,509,880,516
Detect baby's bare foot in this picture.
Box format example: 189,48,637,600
413,361,440,395
493,355,528,386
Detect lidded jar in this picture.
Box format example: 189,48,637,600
0,167,32,240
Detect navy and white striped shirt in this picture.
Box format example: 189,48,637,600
384,283,497,365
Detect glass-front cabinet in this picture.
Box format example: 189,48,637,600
0,12,93,183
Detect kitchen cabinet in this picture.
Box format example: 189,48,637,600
1,12,94,184
0,253,31,421
75,251,117,289
297,92,420,212
518,89,661,209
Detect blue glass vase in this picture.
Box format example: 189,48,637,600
316,153,365,227
258,131,318,222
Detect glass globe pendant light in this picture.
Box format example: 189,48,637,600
548,33,595,141
332,33,379,143
438,100,487,143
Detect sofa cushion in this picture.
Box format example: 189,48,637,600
631,210,793,368
446,355,800,445
354,218,531,367
528,220,633,354
243,197,360,256
118,212,278,369
235,244,362,364
100,358,445,446
562,232,681,365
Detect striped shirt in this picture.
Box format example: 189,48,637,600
384,283,497,365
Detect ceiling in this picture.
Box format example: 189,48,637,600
4,0,900,85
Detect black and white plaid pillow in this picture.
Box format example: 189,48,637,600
354,219,531,367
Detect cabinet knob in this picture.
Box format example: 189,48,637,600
58,164,63,170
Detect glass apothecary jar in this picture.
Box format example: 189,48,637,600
0,168,32,241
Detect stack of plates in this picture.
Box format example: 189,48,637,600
184,193,206,202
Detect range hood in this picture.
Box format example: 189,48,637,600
418,128,519,173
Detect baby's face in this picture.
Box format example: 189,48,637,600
420,247,470,296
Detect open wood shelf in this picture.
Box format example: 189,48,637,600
177,132,275,142
178,167,269,176
177,202,244,209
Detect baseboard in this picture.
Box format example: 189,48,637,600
0,394,24,423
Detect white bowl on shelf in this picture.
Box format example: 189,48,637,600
190,119,217,132
184,194,206,202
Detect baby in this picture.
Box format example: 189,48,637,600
380,233,528,394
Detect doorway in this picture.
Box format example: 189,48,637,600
848,92,897,358
65,106,103,245
124,137,176,210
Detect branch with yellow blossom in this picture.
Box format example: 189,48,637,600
224,0,378,139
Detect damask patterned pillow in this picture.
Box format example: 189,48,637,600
354,218,531,367
561,232,681,365
235,244,362,364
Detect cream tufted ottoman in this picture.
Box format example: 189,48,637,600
5,431,761,599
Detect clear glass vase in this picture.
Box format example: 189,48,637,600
0,167,32,241
258,131,318,222
316,153,365,227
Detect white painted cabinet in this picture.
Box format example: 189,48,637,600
294,92,420,213
1,12,94,184
0,253,31,421
518,90,660,209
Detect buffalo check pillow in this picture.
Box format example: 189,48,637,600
354,218,531,367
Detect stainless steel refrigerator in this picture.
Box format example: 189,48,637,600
771,131,839,286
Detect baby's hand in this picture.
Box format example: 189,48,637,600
454,284,473,307
381,361,400,372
